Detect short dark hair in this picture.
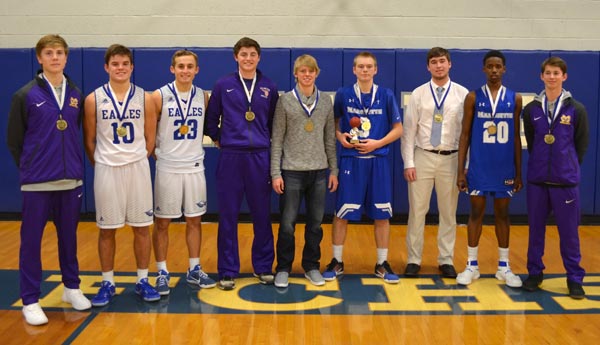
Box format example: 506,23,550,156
427,47,451,64
541,56,567,74
233,37,261,56
483,50,506,66
104,44,132,65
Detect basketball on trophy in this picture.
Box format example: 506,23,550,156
349,116,361,129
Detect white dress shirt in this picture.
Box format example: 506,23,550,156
401,79,469,168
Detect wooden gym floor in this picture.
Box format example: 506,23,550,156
0,221,598,344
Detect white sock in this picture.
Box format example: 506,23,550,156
467,246,479,267
156,261,168,273
498,247,510,270
189,258,200,271
333,245,343,262
102,271,115,285
137,269,149,283
376,248,388,265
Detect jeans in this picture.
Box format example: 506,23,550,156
276,169,327,272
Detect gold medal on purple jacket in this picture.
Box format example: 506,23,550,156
56,115,68,131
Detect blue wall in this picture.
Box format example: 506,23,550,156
2,48,598,217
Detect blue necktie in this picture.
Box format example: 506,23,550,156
430,86,444,147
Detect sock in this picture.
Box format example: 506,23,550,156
102,271,115,285
137,269,149,283
376,248,388,265
189,258,200,271
156,261,168,273
498,247,510,270
333,245,344,262
467,246,479,267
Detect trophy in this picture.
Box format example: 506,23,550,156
348,116,361,144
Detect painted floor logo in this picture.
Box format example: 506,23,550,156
3,270,599,315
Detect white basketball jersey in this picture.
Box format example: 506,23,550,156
155,82,206,173
93,83,148,166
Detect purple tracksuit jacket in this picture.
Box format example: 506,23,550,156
205,70,279,278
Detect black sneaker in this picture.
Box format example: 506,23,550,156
567,279,585,300
323,258,344,281
522,273,543,292
253,272,274,285
218,276,235,290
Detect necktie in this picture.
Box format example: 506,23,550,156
430,87,444,147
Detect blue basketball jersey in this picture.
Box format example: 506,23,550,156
467,86,517,192
333,84,402,157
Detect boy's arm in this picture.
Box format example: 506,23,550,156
83,93,97,166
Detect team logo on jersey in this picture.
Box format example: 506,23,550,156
102,98,110,104
69,97,79,108
260,87,270,98
560,115,571,125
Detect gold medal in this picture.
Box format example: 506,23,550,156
361,119,371,131
434,113,443,123
56,118,68,131
544,134,555,145
245,111,255,121
179,125,189,135
116,126,127,137
487,124,497,135
304,119,314,132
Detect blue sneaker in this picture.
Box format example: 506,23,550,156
135,278,161,302
323,258,344,281
375,261,400,284
91,281,116,307
186,265,216,288
155,270,170,296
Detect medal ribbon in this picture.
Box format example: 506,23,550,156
292,85,319,117
238,71,257,111
42,73,66,112
104,83,135,124
543,91,564,127
353,83,378,115
167,82,196,125
429,81,452,112
484,85,506,121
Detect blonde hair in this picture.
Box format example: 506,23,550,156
171,50,198,67
293,54,320,79
35,34,69,57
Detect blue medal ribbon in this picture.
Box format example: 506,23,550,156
429,82,452,112
292,86,319,117
167,82,197,125
103,83,135,123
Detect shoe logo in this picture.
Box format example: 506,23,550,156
35,101,46,107
533,116,542,121
565,199,575,204
226,89,235,93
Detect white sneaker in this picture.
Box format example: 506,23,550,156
62,287,92,311
456,266,480,285
496,269,523,288
22,303,48,326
